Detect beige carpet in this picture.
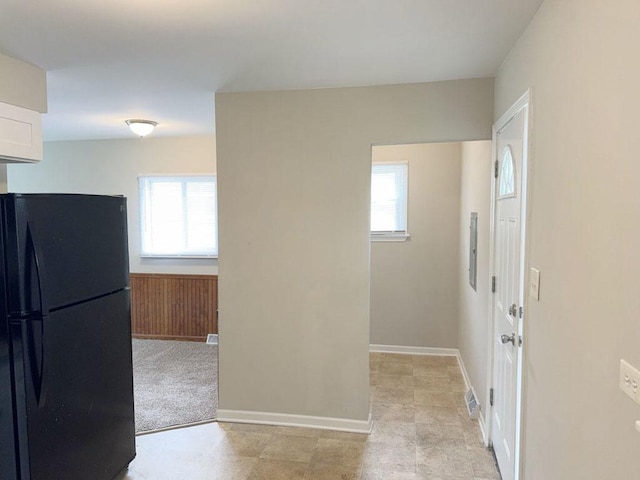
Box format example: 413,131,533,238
132,339,218,433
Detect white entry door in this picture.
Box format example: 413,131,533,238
490,96,528,480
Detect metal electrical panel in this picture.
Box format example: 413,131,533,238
469,212,478,291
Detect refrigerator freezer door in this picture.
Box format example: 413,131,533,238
14,289,135,480
2,194,129,315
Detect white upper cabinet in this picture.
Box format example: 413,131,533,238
0,101,42,163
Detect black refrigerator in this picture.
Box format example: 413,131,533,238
0,194,136,480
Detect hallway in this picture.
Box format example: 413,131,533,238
119,353,500,479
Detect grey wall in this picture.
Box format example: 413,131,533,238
215,78,494,424
7,136,218,274
457,140,492,427
495,0,640,477
370,142,462,348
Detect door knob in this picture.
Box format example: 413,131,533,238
501,333,516,345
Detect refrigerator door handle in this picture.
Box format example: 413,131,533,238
21,317,48,406
26,222,50,315
26,223,49,406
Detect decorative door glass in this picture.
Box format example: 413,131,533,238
498,146,516,198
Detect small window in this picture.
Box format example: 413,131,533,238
139,175,218,257
370,163,408,241
498,146,515,198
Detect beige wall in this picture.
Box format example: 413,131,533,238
495,0,640,478
370,142,462,348
457,140,492,426
0,52,47,112
7,136,217,275
215,78,494,424
0,167,6,193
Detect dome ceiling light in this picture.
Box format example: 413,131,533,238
125,119,157,137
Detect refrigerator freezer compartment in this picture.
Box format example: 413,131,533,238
4,194,129,315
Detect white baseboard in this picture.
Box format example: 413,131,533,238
456,351,472,391
456,352,489,445
478,411,488,445
369,344,459,356
216,409,373,434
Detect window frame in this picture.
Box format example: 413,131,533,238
370,161,410,242
138,174,218,259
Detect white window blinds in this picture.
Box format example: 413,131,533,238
370,163,408,234
139,176,218,257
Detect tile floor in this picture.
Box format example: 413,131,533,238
116,353,501,479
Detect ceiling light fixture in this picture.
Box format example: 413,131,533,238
125,119,157,137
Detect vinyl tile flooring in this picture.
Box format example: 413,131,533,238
116,353,501,480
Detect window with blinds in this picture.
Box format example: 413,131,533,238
370,163,408,239
139,175,218,257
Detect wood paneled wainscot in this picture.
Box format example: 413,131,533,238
130,273,218,341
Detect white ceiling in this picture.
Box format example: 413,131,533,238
0,0,543,141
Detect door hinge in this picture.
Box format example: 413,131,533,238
494,160,499,178
491,276,496,293
489,388,494,407
519,306,523,318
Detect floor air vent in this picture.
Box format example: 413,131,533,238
465,388,480,419
205,334,218,345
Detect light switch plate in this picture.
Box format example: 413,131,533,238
529,268,540,300
620,359,640,406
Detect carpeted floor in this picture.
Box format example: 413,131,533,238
132,339,218,434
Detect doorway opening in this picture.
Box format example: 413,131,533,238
368,141,499,477
130,273,219,434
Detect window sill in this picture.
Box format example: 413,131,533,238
370,233,410,242
140,255,218,259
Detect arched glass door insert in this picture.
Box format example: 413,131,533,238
498,146,516,198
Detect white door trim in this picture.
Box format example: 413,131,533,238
485,89,532,480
